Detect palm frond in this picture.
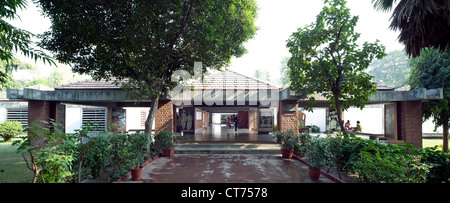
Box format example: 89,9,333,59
390,0,450,57
371,0,398,12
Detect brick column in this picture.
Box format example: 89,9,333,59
397,101,423,148
278,100,299,136
28,100,60,148
155,101,175,135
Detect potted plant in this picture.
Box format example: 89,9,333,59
128,133,149,181
155,131,177,158
305,137,333,181
273,130,298,159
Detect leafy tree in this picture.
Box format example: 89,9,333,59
367,49,410,88
253,68,271,83
0,121,23,142
409,47,450,151
371,0,450,57
279,57,290,87
286,0,386,135
0,0,54,89
37,0,258,151
0,57,34,90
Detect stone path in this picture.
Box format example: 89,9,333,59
123,154,335,183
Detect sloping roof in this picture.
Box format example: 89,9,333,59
55,79,125,90
187,69,280,90
55,69,279,91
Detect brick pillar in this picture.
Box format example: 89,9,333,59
397,101,423,148
28,100,59,148
279,100,299,136
155,101,175,135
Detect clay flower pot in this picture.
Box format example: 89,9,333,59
308,167,321,181
162,147,175,158
281,149,294,159
131,166,144,181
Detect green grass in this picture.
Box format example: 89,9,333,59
423,138,449,151
0,138,34,183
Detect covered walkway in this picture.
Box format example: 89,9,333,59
177,124,275,143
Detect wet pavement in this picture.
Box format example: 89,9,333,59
123,154,335,183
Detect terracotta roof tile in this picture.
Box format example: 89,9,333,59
55,69,280,91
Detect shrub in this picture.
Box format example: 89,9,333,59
273,130,298,151
310,125,320,133
128,133,150,168
419,146,450,183
155,131,177,149
354,149,431,183
14,120,76,183
0,121,23,142
109,133,132,179
294,132,311,158
305,137,334,170
83,133,110,179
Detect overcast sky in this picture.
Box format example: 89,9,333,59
10,0,403,84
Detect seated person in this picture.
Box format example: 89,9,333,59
344,120,352,131
355,121,362,132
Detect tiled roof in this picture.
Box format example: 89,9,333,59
55,79,125,90
55,69,280,90
376,84,395,91
188,69,280,90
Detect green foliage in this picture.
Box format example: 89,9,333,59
300,134,449,183
12,119,155,183
82,134,110,179
294,132,312,158
0,121,23,142
409,47,450,151
13,119,77,183
0,0,54,84
128,133,150,168
37,0,258,145
352,142,428,183
367,49,411,88
286,0,386,133
419,146,450,183
273,130,298,151
38,0,258,101
310,125,320,133
154,131,177,150
305,137,334,170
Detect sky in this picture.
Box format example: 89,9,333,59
10,0,404,84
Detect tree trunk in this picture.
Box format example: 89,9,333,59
333,95,347,137
443,120,448,152
145,95,159,154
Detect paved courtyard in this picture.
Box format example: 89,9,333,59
123,154,335,183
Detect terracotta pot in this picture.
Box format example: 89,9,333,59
309,167,321,181
131,166,143,181
162,148,175,158
281,149,294,159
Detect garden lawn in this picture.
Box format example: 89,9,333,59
423,138,449,151
0,139,34,183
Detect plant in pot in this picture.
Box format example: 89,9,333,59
128,133,149,181
305,137,333,181
273,130,298,159
155,131,177,158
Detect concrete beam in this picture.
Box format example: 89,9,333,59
280,87,443,104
